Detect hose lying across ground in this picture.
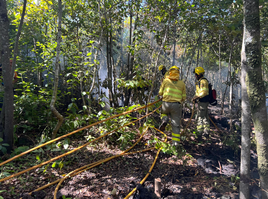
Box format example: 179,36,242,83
0,99,165,198
0,98,162,168
0,99,223,198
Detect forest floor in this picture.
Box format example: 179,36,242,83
0,104,261,199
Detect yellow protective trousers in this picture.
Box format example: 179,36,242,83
196,102,210,133
161,101,182,145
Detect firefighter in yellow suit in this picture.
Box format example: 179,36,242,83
192,66,210,137
158,66,186,146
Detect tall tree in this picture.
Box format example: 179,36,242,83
0,0,26,152
0,0,12,151
242,0,268,198
240,49,251,199
50,0,64,139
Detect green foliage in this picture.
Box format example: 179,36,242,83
117,76,151,90
0,138,9,154
160,142,186,158
0,190,7,199
222,133,240,155
11,146,30,156
95,104,146,149
14,82,52,134
51,161,64,170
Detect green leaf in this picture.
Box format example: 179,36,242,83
52,162,57,168
0,172,10,178
36,155,40,161
59,162,64,170
99,102,105,108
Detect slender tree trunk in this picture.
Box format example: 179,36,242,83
185,32,202,83
109,17,118,107
196,48,199,67
242,1,268,198
200,48,203,68
107,18,113,106
172,20,176,66
240,52,251,199
180,42,187,79
33,38,41,86
228,42,234,111
146,26,168,111
11,0,27,77
124,3,133,107
50,0,64,139
219,34,224,113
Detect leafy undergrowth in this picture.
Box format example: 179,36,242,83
0,113,257,199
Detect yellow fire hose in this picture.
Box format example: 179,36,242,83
53,126,165,199
0,98,162,168
30,127,154,196
3,98,224,199
124,128,167,199
26,123,166,199
209,116,222,133
52,103,221,199
0,104,161,183
29,124,167,199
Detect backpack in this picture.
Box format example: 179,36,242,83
199,78,217,106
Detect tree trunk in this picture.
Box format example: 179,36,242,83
146,27,168,112
124,3,133,107
239,52,251,199
0,0,26,152
0,0,12,151
219,34,224,113
184,32,202,83
242,0,268,198
172,21,176,66
50,0,64,139
228,42,234,111
11,0,27,77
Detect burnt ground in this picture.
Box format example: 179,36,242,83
0,104,261,199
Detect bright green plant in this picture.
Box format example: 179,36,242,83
14,82,52,133
95,104,147,149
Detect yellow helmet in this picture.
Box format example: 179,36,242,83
169,66,180,72
158,65,166,71
194,67,205,75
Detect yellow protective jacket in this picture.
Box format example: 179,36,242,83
195,78,209,100
159,78,186,103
